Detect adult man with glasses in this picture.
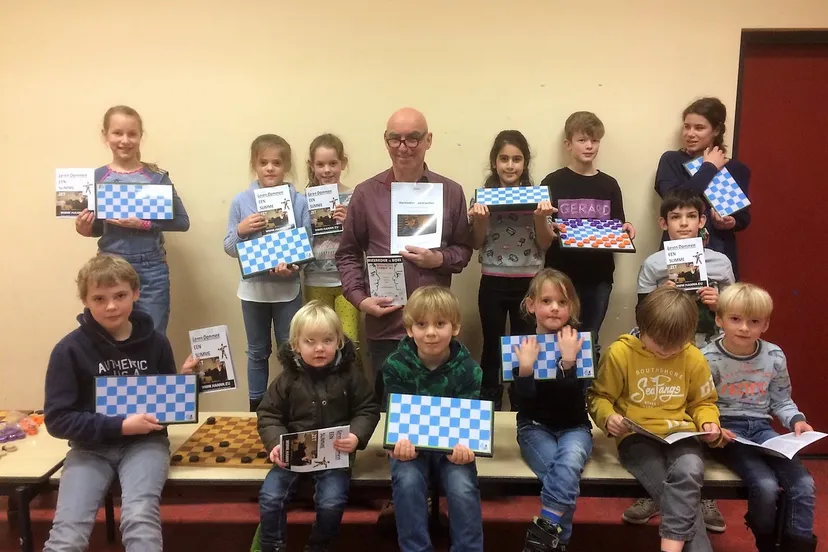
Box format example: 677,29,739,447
336,107,472,385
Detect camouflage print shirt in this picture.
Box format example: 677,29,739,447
382,337,481,400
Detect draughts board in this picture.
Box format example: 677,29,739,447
474,186,550,211
384,393,494,457
501,333,595,381
555,218,635,252
95,375,197,425
683,157,751,217
170,416,272,468
95,183,174,220
236,226,314,278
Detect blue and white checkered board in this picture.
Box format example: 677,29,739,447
501,333,595,381
236,227,314,278
555,218,635,252
95,374,197,424
475,186,549,210
384,393,494,456
683,157,751,217
95,183,174,220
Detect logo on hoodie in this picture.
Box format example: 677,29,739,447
630,374,683,405
98,358,148,376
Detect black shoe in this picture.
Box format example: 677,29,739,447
261,543,286,552
523,516,562,552
376,499,396,536
250,397,263,412
781,533,818,552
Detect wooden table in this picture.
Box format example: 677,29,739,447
0,428,69,552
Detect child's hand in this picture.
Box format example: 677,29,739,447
721,428,737,443
270,262,299,277
75,209,96,236
269,445,288,468
794,421,814,436
698,286,719,309
621,222,636,240
606,414,628,437
514,336,540,378
333,204,348,223
468,202,490,220
446,443,475,465
237,213,266,237
534,200,557,218
181,354,199,374
557,326,584,366
121,413,163,435
106,217,144,230
334,433,359,453
701,422,721,443
661,279,677,288
389,439,417,461
703,146,727,170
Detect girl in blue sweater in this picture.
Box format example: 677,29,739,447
224,135,311,411
74,105,190,335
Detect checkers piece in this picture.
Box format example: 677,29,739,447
236,227,315,279
220,440,230,447
216,456,227,463
555,218,636,252
682,157,751,217
256,451,267,459
188,455,199,463
501,332,595,382
172,454,183,462
384,393,494,457
95,183,174,220
204,445,214,452
474,186,550,211
241,456,253,464
206,417,217,425
94,374,198,424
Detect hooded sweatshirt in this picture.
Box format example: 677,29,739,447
587,334,721,442
44,309,176,445
382,337,482,400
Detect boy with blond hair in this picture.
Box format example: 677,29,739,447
588,287,724,552
382,286,484,552
43,255,197,552
542,111,635,337
703,284,818,552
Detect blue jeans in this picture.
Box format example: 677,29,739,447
120,250,170,335
259,466,350,548
44,434,170,552
517,420,592,543
241,294,303,401
390,452,483,552
714,417,816,537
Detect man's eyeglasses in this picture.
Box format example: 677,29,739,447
385,133,425,149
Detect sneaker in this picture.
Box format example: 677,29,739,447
622,498,659,525
523,516,562,552
702,499,727,533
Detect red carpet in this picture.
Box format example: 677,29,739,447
2,460,826,551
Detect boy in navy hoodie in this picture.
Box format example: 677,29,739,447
43,255,196,552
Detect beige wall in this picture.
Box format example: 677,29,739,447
2,1,826,410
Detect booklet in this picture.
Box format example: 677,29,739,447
390,182,443,253
280,425,350,472
254,185,296,234
188,325,237,393
665,237,707,291
624,418,712,444
306,184,342,235
734,431,827,460
367,255,407,306
55,168,95,217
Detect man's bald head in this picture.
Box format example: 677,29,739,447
385,107,432,179
386,107,429,134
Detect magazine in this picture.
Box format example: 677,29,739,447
665,237,707,291
390,182,443,253
624,418,712,444
55,168,95,217
254,185,296,234
280,425,350,472
306,184,342,235
733,431,827,460
367,255,407,306
188,325,237,393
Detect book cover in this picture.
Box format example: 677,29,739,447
664,237,707,291
390,182,443,253
254,185,296,234
306,184,342,235
188,325,237,393
366,255,407,306
55,168,95,217
280,425,350,472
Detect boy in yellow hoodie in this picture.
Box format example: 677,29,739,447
588,287,725,552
